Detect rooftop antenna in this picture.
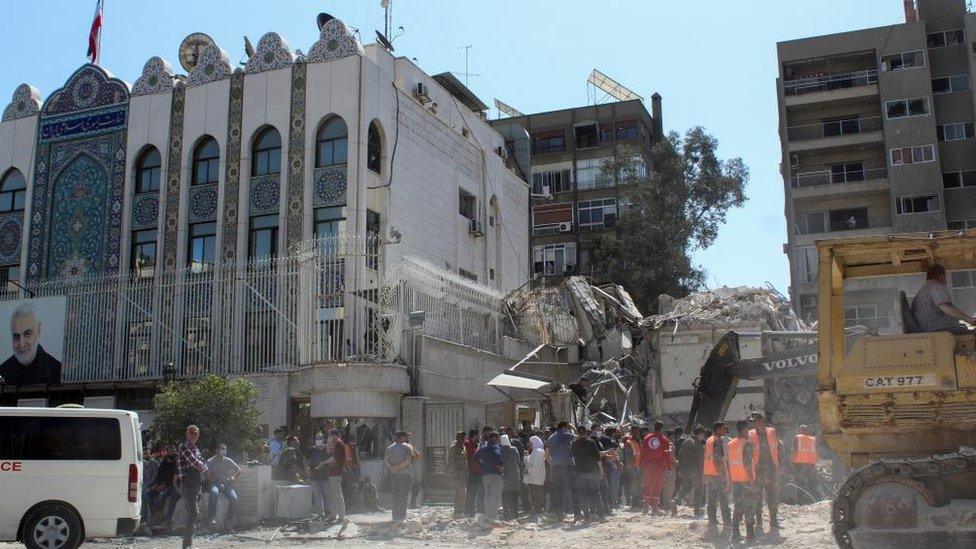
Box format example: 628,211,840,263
454,44,480,87
382,0,392,38
494,98,524,119
587,68,642,105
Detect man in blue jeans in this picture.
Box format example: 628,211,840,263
546,421,579,521
205,443,241,532
385,430,419,531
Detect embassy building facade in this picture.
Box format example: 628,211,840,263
0,15,533,463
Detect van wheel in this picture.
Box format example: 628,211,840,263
23,504,83,549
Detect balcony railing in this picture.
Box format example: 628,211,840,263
787,116,883,142
791,167,887,188
784,69,878,96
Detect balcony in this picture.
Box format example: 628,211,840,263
783,69,878,106
791,167,888,199
787,116,883,152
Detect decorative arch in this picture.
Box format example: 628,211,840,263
0,167,26,266
245,32,295,74
367,119,384,174
41,64,128,117
187,45,232,87
132,57,176,96
308,17,363,63
186,135,220,224
2,83,41,122
312,115,348,208
248,125,282,217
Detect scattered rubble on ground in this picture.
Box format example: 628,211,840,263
77,502,837,548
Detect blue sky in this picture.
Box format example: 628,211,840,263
3,0,907,293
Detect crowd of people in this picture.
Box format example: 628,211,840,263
444,412,822,542
142,413,821,547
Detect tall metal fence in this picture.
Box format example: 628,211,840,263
2,234,387,383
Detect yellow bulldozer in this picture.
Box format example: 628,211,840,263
819,230,976,547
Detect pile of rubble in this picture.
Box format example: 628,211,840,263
501,276,651,425
642,285,807,333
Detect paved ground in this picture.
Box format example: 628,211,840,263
3,501,836,548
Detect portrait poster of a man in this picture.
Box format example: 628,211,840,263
0,297,66,386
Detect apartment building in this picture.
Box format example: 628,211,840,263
491,96,662,278
778,0,976,332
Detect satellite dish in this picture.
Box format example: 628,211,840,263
375,30,394,52
317,12,335,30
178,32,216,73
244,36,255,58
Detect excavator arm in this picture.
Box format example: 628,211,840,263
685,330,819,431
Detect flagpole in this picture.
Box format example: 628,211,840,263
96,0,103,65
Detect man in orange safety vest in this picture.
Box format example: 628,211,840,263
728,419,756,541
790,424,820,503
701,421,731,528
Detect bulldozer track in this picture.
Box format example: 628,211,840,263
831,448,976,548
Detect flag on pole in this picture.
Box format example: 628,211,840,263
87,0,104,64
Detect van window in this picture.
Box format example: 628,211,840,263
0,417,121,460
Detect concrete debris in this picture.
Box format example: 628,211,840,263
506,275,643,348
642,285,808,333
503,276,649,425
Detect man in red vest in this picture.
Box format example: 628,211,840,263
748,412,781,531
640,420,671,514
790,424,820,503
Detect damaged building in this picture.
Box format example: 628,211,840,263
641,286,822,434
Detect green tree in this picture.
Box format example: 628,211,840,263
592,127,748,313
152,374,263,455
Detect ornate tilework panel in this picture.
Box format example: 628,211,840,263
27,133,126,281
0,213,23,264
46,155,110,279
132,57,176,96
162,83,186,269
220,71,245,264
188,45,232,88
130,192,160,230
245,32,295,74
248,175,280,216
187,184,219,222
41,65,128,117
26,144,50,280
2,83,41,122
312,166,347,207
307,18,363,63
286,62,306,247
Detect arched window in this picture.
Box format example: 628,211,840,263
135,147,162,193
192,136,220,186
367,121,382,174
315,117,348,168
251,127,282,177
0,169,26,213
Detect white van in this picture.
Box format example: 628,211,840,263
0,406,142,549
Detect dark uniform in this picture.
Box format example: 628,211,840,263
0,345,62,385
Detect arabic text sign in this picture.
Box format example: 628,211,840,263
40,108,127,143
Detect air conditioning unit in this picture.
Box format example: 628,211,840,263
414,82,430,104
558,221,573,233
469,218,485,237
800,295,817,309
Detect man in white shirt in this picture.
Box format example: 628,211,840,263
912,264,976,334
